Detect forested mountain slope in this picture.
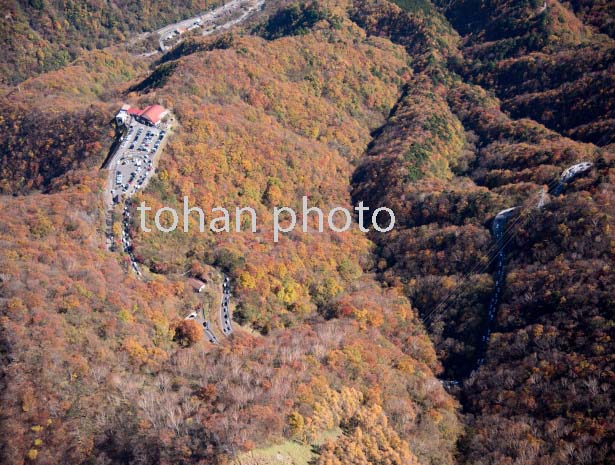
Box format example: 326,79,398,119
0,51,148,194
351,0,615,463
0,0,613,464
1,2,461,464
0,0,222,84
434,0,615,145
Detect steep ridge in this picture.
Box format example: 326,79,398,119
350,0,615,463
435,0,615,145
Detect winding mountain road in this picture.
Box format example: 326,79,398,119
157,0,264,51
474,162,594,369
107,0,264,279
221,275,233,336
552,162,593,196
184,274,233,344
475,207,517,368
121,199,143,278
185,308,219,344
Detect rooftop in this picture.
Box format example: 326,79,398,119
124,104,168,125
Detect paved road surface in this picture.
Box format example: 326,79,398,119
184,274,233,343
552,162,593,195
474,162,594,369
221,274,233,335
475,207,517,368
157,0,264,51
121,199,142,278
103,115,173,275
108,121,168,206
185,309,219,344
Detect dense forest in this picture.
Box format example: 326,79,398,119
0,0,614,464
438,0,615,145
351,0,615,463
0,0,222,84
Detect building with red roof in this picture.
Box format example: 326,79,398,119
188,278,206,293
118,104,168,127
140,105,167,126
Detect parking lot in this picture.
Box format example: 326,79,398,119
110,120,169,204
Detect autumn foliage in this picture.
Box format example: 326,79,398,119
1,0,614,464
